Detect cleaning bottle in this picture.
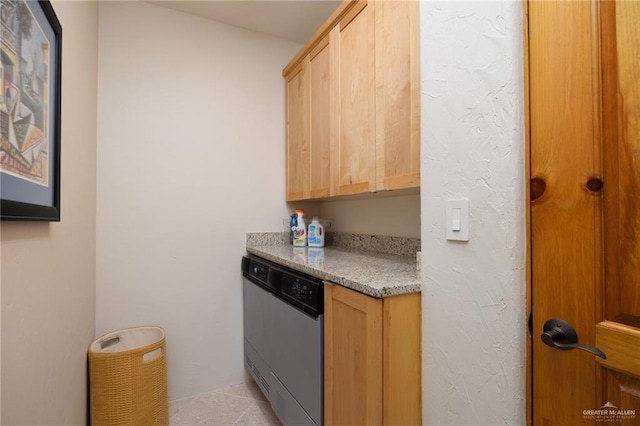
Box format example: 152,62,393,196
293,210,307,247
289,213,297,245
307,217,325,248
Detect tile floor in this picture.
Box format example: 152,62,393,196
169,381,281,426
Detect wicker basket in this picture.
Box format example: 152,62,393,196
89,326,168,426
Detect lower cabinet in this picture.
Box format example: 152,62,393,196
324,283,421,425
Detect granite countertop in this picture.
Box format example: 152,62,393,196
246,244,422,298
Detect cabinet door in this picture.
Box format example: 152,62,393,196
382,292,422,424
285,61,310,201
332,0,376,196
309,35,332,199
324,283,382,425
374,0,421,191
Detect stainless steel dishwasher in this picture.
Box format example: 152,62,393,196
242,255,324,425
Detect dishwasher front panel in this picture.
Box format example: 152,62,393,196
242,254,324,425
242,277,274,366
270,294,323,426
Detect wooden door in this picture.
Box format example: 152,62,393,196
285,61,310,201
332,0,376,197
324,283,382,425
529,1,640,424
597,0,640,417
309,34,332,199
374,0,421,191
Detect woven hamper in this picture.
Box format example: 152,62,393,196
89,326,168,426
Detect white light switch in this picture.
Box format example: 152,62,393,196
451,208,462,231
446,200,469,241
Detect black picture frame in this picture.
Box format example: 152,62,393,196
1,0,62,221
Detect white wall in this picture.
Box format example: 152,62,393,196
318,193,420,238
420,1,526,425
1,1,98,423
96,2,301,401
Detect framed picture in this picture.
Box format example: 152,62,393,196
0,0,61,221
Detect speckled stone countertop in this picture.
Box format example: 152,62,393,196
245,244,422,298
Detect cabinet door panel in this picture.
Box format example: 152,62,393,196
334,0,376,196
309,36,332,199
285,63,310,201
375,0,420,191
324,283,382,425
383,293,422,424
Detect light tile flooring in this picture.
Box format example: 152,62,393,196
169,381,282,426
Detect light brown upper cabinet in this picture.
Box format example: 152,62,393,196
283,0,420,201
285,61,310,201
332,0,377,196
309,35,333,199
374,0,421,190
285,36,332,201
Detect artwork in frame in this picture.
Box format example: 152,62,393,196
0,0,61,221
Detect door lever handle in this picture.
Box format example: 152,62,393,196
541,318,606,359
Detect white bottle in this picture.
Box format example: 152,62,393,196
307,217,325,247
293,210,307,246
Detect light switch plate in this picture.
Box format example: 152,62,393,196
446,200,469,241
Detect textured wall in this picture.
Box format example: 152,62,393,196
420,1,526,424
1,1,98,423
96,2,300,401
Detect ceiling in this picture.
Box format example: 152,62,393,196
147,1,342,44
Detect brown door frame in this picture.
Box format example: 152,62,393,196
523,1,533,425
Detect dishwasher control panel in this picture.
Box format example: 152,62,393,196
280,273,323,315
243,254,324,316
243,257,270,285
